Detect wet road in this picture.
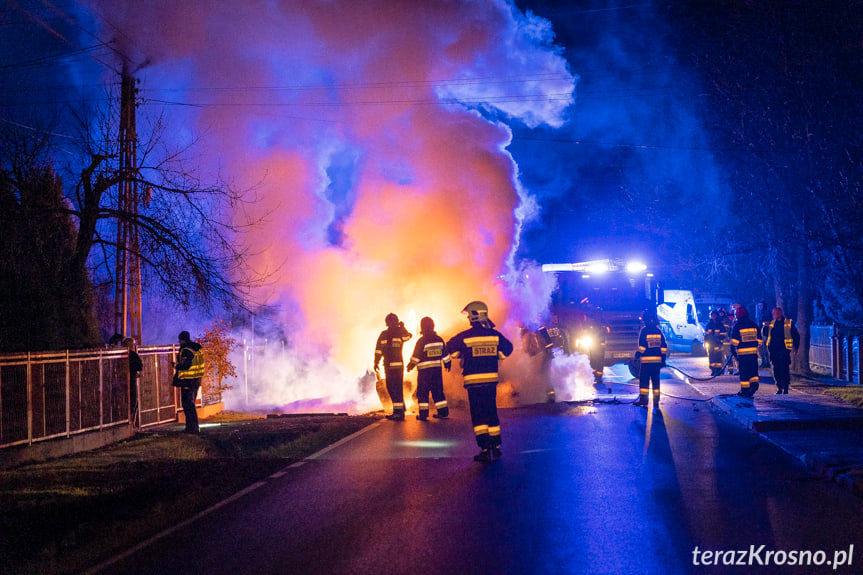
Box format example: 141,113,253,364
90,372,863,575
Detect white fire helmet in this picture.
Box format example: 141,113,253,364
462,301,489,324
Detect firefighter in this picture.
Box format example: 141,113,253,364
407,316,451,420
446,301,513,463
374,313,412,421
704,309,726,376
717,307,733,374
534,323,556,403
764,307,800,394
633,309,667,409
730,306,761,397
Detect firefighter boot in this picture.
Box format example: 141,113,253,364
474,449,493,463
633,395,648,407
492,446,502,460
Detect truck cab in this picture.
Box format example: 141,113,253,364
543,259,662,383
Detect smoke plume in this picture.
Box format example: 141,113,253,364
88,0,578,412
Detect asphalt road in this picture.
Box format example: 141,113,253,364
89,371,863,575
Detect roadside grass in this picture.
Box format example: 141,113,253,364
823,386,863,408
0,413,379,575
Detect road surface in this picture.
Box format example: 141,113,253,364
89,370,863,574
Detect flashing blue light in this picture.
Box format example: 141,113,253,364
626,261,647,273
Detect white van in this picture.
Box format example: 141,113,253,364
657,289,705,355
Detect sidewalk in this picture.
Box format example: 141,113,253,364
667,356,863,497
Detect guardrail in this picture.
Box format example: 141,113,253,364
0,346,179,449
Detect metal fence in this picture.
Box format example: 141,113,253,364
809,324,863,383
0,346,179,449
809,324,835,375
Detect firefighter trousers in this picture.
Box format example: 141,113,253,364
385,368,406,417
737,354,760,396
639,363,661,403
467,383,500,450
708,344,724,374
771,357,791,392
416,369,448,419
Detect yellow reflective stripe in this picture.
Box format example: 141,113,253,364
178,349,205,379
738,348,758,355
638,346,646,353
387,362,404,367
418,403,429,409
435,400,447,408
488,426,501,436
741,381,750,388
731,338,740,346
474,425,489,435
464,373,499,384
450,351,462,359
417,361,441,369
641,357,662,363
749,376,759,384
392,402,405,408
464,336,499,346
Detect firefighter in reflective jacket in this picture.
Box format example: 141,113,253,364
374,313,412,421
407,316,451,420
704,309,726,376
764,307,800,394
633,310,667,408
730,306,762,397
446,301,513,463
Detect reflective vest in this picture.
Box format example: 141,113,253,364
731,318,761,355
375,326,412,370
767,319,794,350
446,325,514,386
637,324,667,364
177,345,205,379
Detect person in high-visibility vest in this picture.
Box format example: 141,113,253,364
173,330,204,434
407,316,451,420
764,307,800,394
730,307,761,398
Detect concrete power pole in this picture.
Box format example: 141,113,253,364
114,66,143,345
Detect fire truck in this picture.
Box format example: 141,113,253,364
542,259,663,383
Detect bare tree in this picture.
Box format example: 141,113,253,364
0,86,264,351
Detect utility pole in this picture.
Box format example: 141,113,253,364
114,65,143,345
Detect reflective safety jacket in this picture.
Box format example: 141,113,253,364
375,325,412,371
730,317,761,356
766,318,799,353
408,333,451,372
636,324,667,364
176,341,205,380
704,319,726,347
446,323,514,386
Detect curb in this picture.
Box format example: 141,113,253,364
682,367,863,499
